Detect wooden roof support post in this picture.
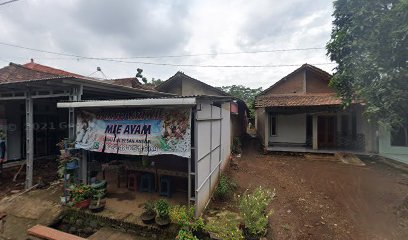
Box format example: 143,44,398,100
312,114,318,150
68,85,87,183
25,91,34,189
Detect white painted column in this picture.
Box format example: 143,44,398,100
312,114,318,150
25,92,34,189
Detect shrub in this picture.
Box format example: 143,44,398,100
70,184,95,203
214,174,237,200
175,229,199,240
239,186,275,237
205,212,244,240
170,205,205,233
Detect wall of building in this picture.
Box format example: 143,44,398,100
195,101,231,216
269,113,307,144
181,79,222,96
378,127,408,164
305,70,334,94
264,71,305,95
256,108,267,147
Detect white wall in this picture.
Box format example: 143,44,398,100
195,101,231,216
269,113,306,144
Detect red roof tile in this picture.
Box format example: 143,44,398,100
255,93,342,108
23,59,83,77
0,63,60,83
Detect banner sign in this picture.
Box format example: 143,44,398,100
75,108,191,158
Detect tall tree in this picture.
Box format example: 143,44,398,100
218,85,263,119
327,0,408,128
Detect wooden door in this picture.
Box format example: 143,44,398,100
318,116,336,148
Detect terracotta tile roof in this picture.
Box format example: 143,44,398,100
22,59,83,77
255,93,342,108
105,77,158,91
0,63,60,83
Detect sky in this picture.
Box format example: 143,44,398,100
0,0,335,89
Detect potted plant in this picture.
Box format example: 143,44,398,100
155,199,171,227
57,152,80,178
71,184,95,209
56,139,66,154
140,201,156,224
89,195,106,213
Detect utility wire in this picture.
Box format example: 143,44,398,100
0,41,325,59
0,0,20,6
0,41,334,68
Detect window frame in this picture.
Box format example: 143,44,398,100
269,114,277,137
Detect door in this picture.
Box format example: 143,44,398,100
318,116,336,148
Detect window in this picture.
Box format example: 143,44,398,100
391,124,408,147
269,115,277,136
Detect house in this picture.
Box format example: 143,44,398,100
255,64,377,153
157,71,249,143
378,122,408,164
0,60,170,188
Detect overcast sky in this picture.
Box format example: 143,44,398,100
0,0,335,89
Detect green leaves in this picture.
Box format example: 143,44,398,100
327,0,408,128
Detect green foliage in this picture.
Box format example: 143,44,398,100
143,201,155,215
327,0,408,128
239,186,275,237
214,174,237,201
170,205,205,232
70,184,95,203
175,229,199,240
218,85,263,119
155,199,170,218
205,212,244,240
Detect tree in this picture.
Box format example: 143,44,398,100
327,0,408,128
218,85,263,119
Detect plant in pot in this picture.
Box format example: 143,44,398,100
155,199,171,227
56,139,66,154
57,152,80,178
89,194,106,213
239,186,275,240
71,184,95,209
140,201,156,224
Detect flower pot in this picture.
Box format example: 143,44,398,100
141,212,156,224
155,216,170,228
89,202,105,213
75,199,91,209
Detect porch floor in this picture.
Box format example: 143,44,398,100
380,153,408,165
266,146,367,155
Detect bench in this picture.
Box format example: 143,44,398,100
27,225,87,240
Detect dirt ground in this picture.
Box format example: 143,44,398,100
216,138,408,240
0,157,59,200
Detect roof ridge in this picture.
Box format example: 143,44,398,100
10,62,61,77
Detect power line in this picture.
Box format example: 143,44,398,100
0,0,20,6
0,41,325,59
0,41,335,68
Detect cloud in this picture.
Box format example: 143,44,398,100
0,0,335,88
